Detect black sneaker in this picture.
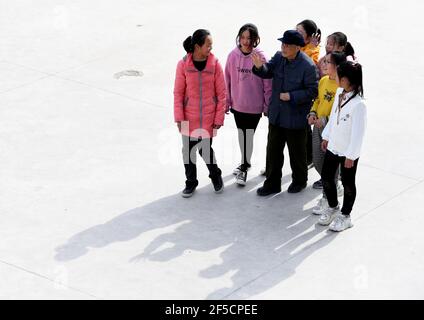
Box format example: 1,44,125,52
287,183,307,194
211,175,224,194
312,179,323,189
182,181,199,198
256,185,281,197
235,170,247,186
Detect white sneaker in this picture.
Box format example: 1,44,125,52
312,197,328,215
318,205,340,226
233,165,250,175
329,214,353,232
337,182,344,198
233,165,242,175
235,170,247,186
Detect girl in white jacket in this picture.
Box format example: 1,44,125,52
318,61,366,232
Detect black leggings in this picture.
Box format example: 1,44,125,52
322,150,359,216
182,136,221,186
232,109,261,171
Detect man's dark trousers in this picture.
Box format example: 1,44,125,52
263,123,308,189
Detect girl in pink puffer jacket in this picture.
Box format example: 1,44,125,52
173,29,226,198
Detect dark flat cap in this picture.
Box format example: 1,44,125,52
278,30,306,47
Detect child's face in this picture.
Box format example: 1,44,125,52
296,25,309,43
240,30,252,51
326,36,335,54
196,36,213,57
336,74,350,90
326,54,337,78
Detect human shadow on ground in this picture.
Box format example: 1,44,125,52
55,173,338,299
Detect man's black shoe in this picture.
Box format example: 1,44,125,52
287,183,307,194
257,186,281,197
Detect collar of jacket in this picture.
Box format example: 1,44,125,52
283,51,303,67
184,53,216,73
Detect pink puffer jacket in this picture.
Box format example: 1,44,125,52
174,53,226,139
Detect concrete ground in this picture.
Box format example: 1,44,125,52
0,0,423,299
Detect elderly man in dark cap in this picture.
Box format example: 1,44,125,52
252,30,319,195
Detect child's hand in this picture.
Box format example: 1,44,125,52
344,159,355,169
251,52,264,69
315,117,324,129
310,33,321,47
321,140,328,152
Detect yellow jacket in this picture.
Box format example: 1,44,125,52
301,43,320,65
310,76,339,118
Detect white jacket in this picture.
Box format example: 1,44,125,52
322,88,367,160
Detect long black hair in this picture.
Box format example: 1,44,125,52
183,29,211,53
236,23,260,48
337,61,364,97
297,19,321,39
329,32,355,58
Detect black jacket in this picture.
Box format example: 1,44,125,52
253,51,318,129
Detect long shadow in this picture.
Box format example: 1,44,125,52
55,173,337,299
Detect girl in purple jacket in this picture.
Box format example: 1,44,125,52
225,23,272,186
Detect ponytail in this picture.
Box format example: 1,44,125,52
182,29,211,54
183,36,194,53
329,32,356,59
344,41,356,59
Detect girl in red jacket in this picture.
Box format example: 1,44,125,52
173,29,227,198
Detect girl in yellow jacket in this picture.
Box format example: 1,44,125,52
296,19,321,65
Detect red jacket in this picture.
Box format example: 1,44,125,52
174,53,226,138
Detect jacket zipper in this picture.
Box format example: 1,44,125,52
199,71,203,133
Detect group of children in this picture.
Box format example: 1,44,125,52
173,20,367,233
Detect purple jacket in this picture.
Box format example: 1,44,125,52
225,47,272,114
